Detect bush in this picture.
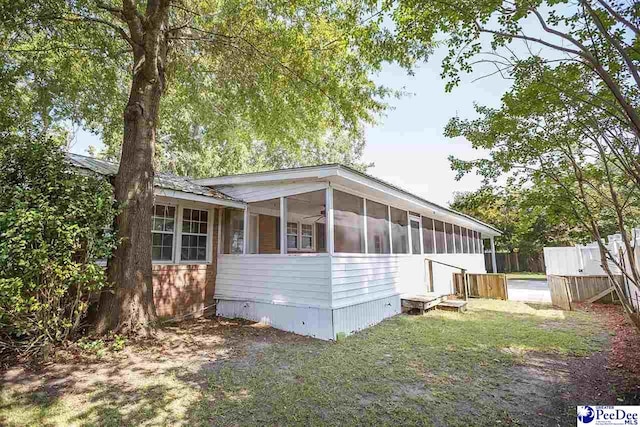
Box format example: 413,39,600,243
0,133,117,361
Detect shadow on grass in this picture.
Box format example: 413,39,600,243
0,304,616,426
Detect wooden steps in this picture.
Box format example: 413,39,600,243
401,293,447,315
436,300,468,312
401,294,469,315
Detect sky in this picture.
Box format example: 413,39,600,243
68,45,511,207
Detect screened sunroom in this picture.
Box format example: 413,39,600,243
195,165,500,340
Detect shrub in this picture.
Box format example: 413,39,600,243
0,133,117,361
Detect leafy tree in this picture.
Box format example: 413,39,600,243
446,62,640,318
387,0,640,136
450,183,617,255
2,1,426,334
0,132,117,359
383,0,639,320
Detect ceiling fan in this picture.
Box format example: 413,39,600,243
302,205,326,223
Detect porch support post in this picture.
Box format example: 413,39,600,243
243,207,249,254
280,197,287,254
326,187,334,254
388,205,393,254
406,210,412,254
363,199,368,254
217,208,223,255
490,236,497,273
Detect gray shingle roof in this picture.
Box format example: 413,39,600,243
67,153,238,202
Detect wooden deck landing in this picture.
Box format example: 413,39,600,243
401,293,447,315
436,299,468,312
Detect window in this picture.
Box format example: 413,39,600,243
301,224,313,250
463,228,470,253
434,220,446,254
287,222,298,249
152,205,176,261
410,218,421,254
366,199,390,254
422,217,435,254
223,208,245,254
454,225,463,254
469,229,476,254
333,190,365,253
476,231,483,253
390,207,409,254
445,222,455,254
181,208,208,261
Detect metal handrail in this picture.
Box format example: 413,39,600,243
424,257,467,272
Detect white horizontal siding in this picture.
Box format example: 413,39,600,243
330,255,427,308
216,181,327,203
427,254,486,295
215,255,331,308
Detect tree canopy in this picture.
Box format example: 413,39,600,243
1,0,427,175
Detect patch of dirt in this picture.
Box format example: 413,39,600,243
1,317,315,399
576,303,640,402
497,304,640,425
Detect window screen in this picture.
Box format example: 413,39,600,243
463,228,470,253
390,207,409,254
454,225,463,254
410,219,421,254
223,208,244,254
422,217,435,254
445,222,455,254
366,199,390,254
333,190,365,253
434,220,446,254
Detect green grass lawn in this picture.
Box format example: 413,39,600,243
506,272,547,281
0,300,612,426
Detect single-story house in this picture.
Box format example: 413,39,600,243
70,154,501,340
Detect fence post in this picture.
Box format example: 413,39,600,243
428,259,434,293
462,269,468,301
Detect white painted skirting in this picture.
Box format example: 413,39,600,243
332,294,401,338
216,293,401,340
216,299,334,340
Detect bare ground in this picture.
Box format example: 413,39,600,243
1,300,639,426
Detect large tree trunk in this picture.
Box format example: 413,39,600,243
93,0,170,335
95,57,164,336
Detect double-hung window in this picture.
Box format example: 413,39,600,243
286,222,314,251
301,224,313,250
181,208,208,261
287,222,298,249
152,205,176,261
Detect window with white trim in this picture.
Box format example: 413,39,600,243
152,204,176,261
287,222,298,249
181,208,208,261
301,223,313,250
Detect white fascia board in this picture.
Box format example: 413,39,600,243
154,188,246,209
334,168,501,237
193,165,340,186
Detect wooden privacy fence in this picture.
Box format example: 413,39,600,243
547,275,622,310
453,273,508,300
